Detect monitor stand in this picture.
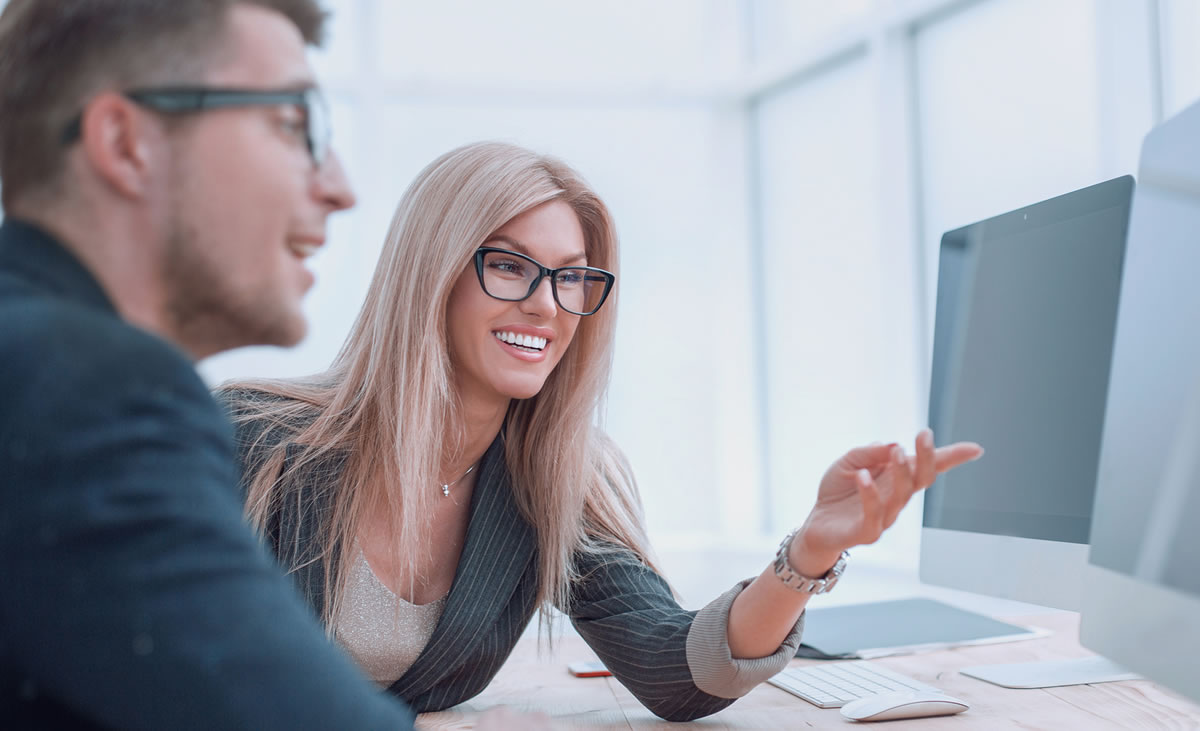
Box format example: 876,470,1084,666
961,656,1140,689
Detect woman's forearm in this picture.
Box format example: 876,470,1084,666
726,536,842,659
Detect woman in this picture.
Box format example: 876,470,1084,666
218,141,981,720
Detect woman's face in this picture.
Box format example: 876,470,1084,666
446,200,587,409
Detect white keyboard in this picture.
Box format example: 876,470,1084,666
767,660,947,709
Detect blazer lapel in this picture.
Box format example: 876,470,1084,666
387,433,536,696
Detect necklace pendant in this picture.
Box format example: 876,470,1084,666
438,462,475,497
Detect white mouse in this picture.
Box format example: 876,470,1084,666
839,690,969,722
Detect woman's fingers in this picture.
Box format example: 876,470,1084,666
932,441,985,474
856,468,884,539
829,434,984,548
913,428,937,489
841,442,899,471
844,434,981,478
884,445,915,528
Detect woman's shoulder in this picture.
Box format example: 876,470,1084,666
213,384,287,416
213,385,318,456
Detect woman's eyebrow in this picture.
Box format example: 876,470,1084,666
485,235,587,265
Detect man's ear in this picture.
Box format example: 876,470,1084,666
77,92,160,199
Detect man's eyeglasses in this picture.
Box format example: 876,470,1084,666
61,86,331,167
474,246,615,317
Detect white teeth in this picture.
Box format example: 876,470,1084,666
493,331,547,351
289,242,319,259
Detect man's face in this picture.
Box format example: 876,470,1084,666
160,4,355,355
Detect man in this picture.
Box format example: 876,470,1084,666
0,1,414,727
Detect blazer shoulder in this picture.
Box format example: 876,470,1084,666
211,386,322,501
0,294,222,439
2,291,195,376
212,388,311,456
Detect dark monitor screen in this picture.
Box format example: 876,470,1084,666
923,177,1133,545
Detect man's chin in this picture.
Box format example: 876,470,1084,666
269,313,308,348
231,308,308,351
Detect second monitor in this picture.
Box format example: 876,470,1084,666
920,176,1133,611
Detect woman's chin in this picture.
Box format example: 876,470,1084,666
497,378,549,402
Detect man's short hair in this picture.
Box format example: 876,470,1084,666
0,0,328,210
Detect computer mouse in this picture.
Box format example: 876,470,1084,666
839,690,969,722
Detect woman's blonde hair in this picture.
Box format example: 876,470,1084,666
220,141,656,628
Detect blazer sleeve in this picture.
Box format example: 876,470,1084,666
568,546,803,722
0,317,413,731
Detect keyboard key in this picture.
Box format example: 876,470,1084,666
767,660,946,709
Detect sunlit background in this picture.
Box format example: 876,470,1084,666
6,0,1200,608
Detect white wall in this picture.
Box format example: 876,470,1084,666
914,0,1156,322
4,0,1200,605
198,0,758,553
1161,0,1200,117
753,56,924,570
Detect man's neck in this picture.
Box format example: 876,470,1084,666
13,204,197,359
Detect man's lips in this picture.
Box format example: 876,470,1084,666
287,236,325,259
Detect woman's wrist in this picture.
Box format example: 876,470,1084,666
786,525,845,579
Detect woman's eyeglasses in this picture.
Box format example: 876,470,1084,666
474,247,614,316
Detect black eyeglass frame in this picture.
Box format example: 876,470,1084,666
60,86,331,166
473,246,615,317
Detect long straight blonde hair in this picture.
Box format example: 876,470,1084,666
220,141,657,628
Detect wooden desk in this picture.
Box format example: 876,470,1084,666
417,613,1200,729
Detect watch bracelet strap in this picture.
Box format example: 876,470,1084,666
773,529,849,594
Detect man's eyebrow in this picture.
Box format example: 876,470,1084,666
485,235,587,265
255,76,316,93
205,70,315,90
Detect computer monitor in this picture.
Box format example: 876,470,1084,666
920,175,1133,612
1079,101,1200,705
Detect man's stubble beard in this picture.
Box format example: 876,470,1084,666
160,196,304,357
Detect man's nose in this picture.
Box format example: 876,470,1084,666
313,148,356,211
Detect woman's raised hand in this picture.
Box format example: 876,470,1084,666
789,429,983,576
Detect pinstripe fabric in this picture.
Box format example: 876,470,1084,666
221,392,801,721
569,548,803,718
569,547,740,719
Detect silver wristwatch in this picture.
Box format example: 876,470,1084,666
773,529,849,594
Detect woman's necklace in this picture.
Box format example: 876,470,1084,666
439,463,476,498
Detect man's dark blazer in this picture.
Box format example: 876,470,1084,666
224,390,742,722
0,219,414,730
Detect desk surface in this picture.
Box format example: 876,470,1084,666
417,612,1200,729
